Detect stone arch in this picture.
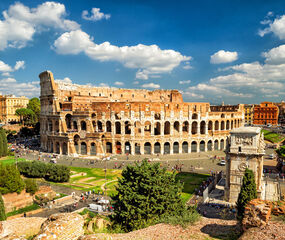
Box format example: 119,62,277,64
106,142,112,153
97,120,103,132
144,121,151,135
182,141,188,153
116,141,122,154
65,114,72,129
173,142,179,154
164,142,170,154
207,140,213,151
226,120,230,130
54,121,59,132
221,121,225,130
164,121,170,135
115,122,121,134
208,121,213,130
125,121,131,135
92,120,96,130
73,121,78,130
154,142,161,154
90,142,96,155
174,121,180,135
62,142,67,155
215,120,219,130
81,142,87,155
220,139,225,150
182,121,189,133
91,113,96,118
135,143,140,154
234,119,237,128
192,113,198,119
200,140,205,152
191,141,197,152
125,141,131,154
231,120,233,129
192,121,198,134
200,121,206,134
81,121,87,131
221,113,225,118
56,142,60,154
154,122,161,135
214,139,219,150
106,121,111,132
144,142,151,154
74,135,80,154
134,121,141,135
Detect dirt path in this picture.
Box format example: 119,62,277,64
101,180,118,191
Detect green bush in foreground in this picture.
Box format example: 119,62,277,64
236,168,257,220
111,160,189,232
24,179,38,195
0,192,6,221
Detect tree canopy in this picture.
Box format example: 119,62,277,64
27,97,40,121
15,97,40,126
111,160,185,232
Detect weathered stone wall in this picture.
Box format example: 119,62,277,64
39,70,245,157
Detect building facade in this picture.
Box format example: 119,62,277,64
0,95,29,123
244,104,254,126
224,127,265,203
39,71,245,156
253,102,279,126
274,101,285,126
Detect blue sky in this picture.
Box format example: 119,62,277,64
0,0,285,104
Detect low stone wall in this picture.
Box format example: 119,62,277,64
7,208,44,220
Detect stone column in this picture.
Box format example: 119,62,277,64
131,142,135,155
205,122,208,135
170,122,173,135
141,144,144,155
160,143,164,154
151,123,154,136
151,144,154,155
121,121,125,135
179,121,183,136
111,122,115,135
188,144,191,153
197,142,200,153
161,121,164,136
170,142,173,154
179,142,182,154
59,142,62,155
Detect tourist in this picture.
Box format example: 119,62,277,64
23,212,26,217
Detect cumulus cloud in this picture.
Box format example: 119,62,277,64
14,61,25,70
82,8,110,21
262,44,285,64
0,1,80,50
53,29,190,79
0,60,25,75
210,50,238,64
259,14,285,39
0,61,13,72
141,83,160,89
55,77,73,84
114,81,124,86
0,77,39,97
179,80,191,84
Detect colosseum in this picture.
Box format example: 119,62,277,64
39,71,244,157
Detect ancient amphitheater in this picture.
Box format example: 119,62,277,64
39,71,244,156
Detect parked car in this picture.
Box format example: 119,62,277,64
220,160,226,166
88,204,103,213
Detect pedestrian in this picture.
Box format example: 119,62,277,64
23,212,27,217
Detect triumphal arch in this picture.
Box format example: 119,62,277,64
39,71,244,156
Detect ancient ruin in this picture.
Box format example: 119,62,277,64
39,71,244,156
225,127,265,203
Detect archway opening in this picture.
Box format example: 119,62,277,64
154,122,161,135
173,142,179,154
192,122,198,134
116,141,122,154
154,142,161,154
191,141,197,152
164,142,170,154
91,143,96,155
125,142,131,154
144,142,151,154
81,142,87,155
200,141,205,152
207,140,212,151
164,121,170,135
115,122,121,134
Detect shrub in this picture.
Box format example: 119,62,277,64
17,161,70,183
0,192,6,221
236,168,257,220
24,179,38,195
111,160,186,232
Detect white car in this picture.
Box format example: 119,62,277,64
220,160,226,166
88,204,103,212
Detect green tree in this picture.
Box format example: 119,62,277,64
0,192,6,221
15,108,36,125
236,168,257,220
0,128,8,156
0,133,3,157
27,98,40,121
111,160,185,232
24,179,38,195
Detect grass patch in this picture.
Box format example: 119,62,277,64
176,172,209,203
0,156,26,165
261,129,285,143
6,203,40,217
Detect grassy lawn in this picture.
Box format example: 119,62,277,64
261,129,285,143
6,203,40,217
0,156,26,165
176,172,210,204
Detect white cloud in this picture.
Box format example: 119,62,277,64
114,81,124,86
262,44,285,64
141,83,160,89
53,30,190,79
55,77,73,84
99,83,109,87
179,80,191,84
0,2,80,50
0,77,39,97
14,61,25,70
82,8,110,21
259,14,285,39
183,61,192,69
210,50,238,64
0,61,13,72
2,72,10,77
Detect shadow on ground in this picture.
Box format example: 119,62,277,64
200,223,242,240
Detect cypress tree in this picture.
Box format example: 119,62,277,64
0,129,8,156
0,192,6,221
236,168,257,220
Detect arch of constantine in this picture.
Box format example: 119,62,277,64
39,71,244,156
